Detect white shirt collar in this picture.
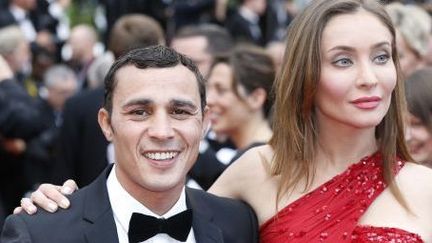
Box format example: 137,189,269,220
107,164,195,243
239,6,260,24
9,5,27,21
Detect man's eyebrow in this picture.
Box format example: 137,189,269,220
170,99,199,110
122,99,152,109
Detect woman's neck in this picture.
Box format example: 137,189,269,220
230,116,272,150
316,121,378,169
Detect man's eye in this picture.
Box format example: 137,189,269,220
172,109,190,115
131,110,147,116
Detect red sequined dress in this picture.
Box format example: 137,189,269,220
260,152,423,242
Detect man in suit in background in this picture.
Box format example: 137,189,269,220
1,45,258,243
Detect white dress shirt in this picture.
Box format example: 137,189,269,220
10,5,37,42
107,165,196,243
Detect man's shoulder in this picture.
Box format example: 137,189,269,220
8,186,88,225
186,187,254,213
1,174,113,242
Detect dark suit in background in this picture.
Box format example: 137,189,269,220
1,165,259,243
51,87,109,187
0,78,44,229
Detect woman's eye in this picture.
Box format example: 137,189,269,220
333,58,353,67
374,54,390,64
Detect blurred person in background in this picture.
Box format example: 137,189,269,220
207,44,275,165
86,52,114,90
405,68,432,168
225,0,267,46
0,0,71,46
0,55,43,230
0,25,32,91
63,24,99,90
0,0,38,41
171,24,234,78
264,0,292,43
386,2,432,78
24,65,78,190
265,40,286,74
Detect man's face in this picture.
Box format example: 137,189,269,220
47,77,78,111
98,64,208,199
171,36,212,77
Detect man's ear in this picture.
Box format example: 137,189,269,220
246,88,267,111
201,106,211,139
98,108,114,141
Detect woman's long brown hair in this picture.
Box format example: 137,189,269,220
269,0,413,211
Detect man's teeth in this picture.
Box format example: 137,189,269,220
144,152,177,160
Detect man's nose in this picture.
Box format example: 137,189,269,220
147,113,175,140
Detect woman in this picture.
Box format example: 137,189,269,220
405,68,432,168
206,45,274,164
211,0,432,241
15,0,432,242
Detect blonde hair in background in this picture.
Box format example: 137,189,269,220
386,2,432,57
0,25,26,55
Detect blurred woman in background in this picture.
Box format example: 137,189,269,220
206,44,275,164
405,68,432,168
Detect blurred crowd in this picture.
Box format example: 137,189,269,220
1,0,432,231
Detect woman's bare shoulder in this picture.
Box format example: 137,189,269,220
208,144,274,199
400,162,432,181
398,162,432,198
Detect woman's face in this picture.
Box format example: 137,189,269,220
206,63,251,137
405,113,432,164
315,10,397,131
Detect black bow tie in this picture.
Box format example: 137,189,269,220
128,209,193,242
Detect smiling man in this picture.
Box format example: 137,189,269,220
1,46,258,243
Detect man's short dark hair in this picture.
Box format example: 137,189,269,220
104,45,206,114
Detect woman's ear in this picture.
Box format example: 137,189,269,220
246,88,267,111
98,108,114,141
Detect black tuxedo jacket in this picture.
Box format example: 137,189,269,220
1,165,259,243
226,11,265,46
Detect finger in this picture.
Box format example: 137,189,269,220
38,183,71,209
19,198,37,215
30,188,59,212
60,179,79,195
13,206,23,215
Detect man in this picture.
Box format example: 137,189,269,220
51,14,165,188
65,24,99,89
1,46,258,243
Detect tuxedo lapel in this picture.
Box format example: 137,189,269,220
81,165,119,243
186,188,224,243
